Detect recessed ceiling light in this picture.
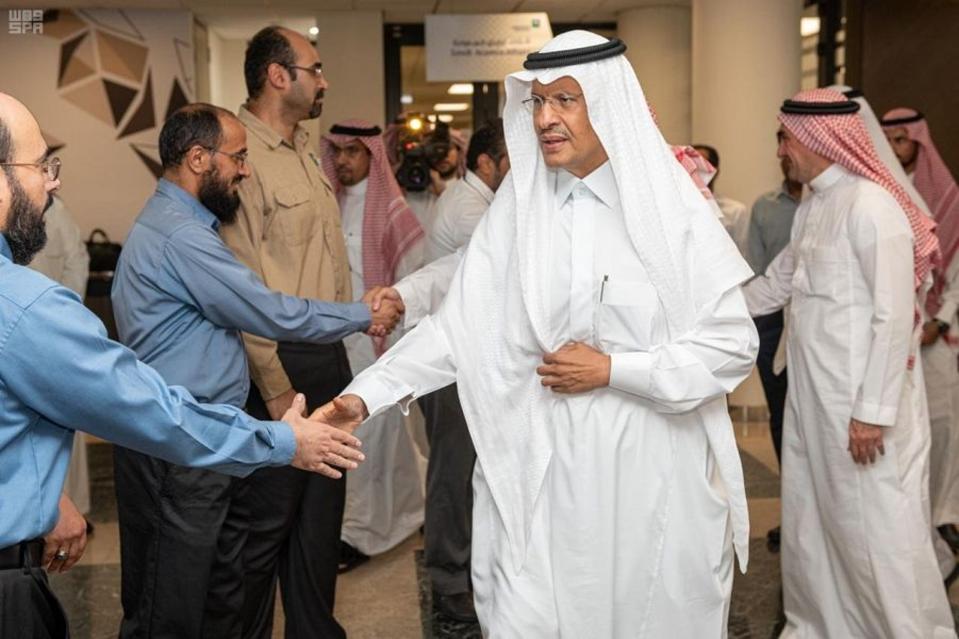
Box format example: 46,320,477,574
438,114,454,123
433,103,469,112
401,94,413,105
448,83,474,95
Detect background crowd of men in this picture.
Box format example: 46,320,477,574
1,22,958,639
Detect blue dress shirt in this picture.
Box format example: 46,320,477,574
112,179,371,407
0,234,297,548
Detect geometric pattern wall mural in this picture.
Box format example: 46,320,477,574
44,9,193,178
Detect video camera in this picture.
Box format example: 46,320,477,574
394,117,453,192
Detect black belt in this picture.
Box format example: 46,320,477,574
0,540,44,570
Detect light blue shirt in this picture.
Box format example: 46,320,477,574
112,179,370,407
747,183,800,275
0,234,297,548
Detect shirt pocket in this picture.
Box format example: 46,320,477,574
272,183,316,247
597,279,658,353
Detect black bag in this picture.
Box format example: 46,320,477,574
86,228,122,297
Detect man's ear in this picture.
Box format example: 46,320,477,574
266,62,290,92
184,145,209,176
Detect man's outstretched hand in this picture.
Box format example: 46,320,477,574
311,394,369,433
362,286,405,337
283,394,365,478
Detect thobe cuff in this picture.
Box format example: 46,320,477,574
935,301,956,326
343,372,415,420
394,279,428,329
608,352,653,397
851,400,898,427
267,422,298,465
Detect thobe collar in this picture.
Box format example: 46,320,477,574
343,176,369,198
808,163,848,194
0,233,11,261
553,160,619,209
157,178,220,230
463,170,495,205
238,105,310,152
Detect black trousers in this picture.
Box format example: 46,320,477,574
419,383,477,595
754,310,788,465
0,549,69,639
114,447,245,638
236,341,352,639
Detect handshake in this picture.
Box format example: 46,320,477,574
362,286,404,337
282,393,371,478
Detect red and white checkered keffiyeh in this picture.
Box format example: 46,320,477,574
780,89,939,292
672,145,716,201
882,108,959,318
321,119,424,293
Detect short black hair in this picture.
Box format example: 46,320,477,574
466,118,506,172
245,26,298,99
158,103,232,169
0,117,12,179
692,144,719,169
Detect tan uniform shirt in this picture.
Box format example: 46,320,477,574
222,105,353,401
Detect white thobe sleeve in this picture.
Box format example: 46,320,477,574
848,199,915,427
608,285,758,414
342,315,458,418
741,244,795,316
934,257,959,325
394,236,425,280
393,248,463,328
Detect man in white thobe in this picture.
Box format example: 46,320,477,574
744,88,953,638
883,107,959,558
28,195,91,519
314,31,758,637
320,120,426,566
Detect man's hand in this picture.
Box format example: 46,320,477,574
921,320,942,346
365,296,403,337
310,394,369,433
284,394,365,478
848,418,885,465
43,494,87,573
363,286,404,313
429,168,447,196
265,387,300,421
536,342,611,394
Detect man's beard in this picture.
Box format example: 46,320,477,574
307,89,324,120
2,174,49,265
437,163,457,180
198,168,241,225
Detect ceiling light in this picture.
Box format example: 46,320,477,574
308,26,319,36
438,114,454,123
401,94,413,105
408,116,424,131
433,102,469,112
448,83,474,95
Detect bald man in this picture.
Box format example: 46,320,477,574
0,93,363,638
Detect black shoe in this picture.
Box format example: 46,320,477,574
433,591,478,623
337,541,370,574
766,526,781,553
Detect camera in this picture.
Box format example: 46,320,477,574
395,118,453,192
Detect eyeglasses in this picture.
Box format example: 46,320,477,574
205,147,248,167
286,63,323,79
521,93,583,114
0,156,61,181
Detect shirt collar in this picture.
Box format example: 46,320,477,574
554,161,618,209
809,163,847,194
238,105,308,151
0,233,11,261
463,170,494,204
343,177,368,197
157,178,220,230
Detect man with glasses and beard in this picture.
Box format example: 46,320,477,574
218,27,378,639
0,93,368,639
110,103,401,639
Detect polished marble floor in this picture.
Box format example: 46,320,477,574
50,424,959,638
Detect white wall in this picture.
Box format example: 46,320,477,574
208,30,248,115
0,9,194,241
315,11,385,129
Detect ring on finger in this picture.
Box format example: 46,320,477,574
55,549,69,561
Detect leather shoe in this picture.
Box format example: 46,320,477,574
766,525,781,553
337,541,370,574
433,590,478,623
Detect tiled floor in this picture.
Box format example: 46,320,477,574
50,425,959,638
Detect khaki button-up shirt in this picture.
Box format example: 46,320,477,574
222,105,353,400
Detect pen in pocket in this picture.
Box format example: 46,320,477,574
600,274,609,302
